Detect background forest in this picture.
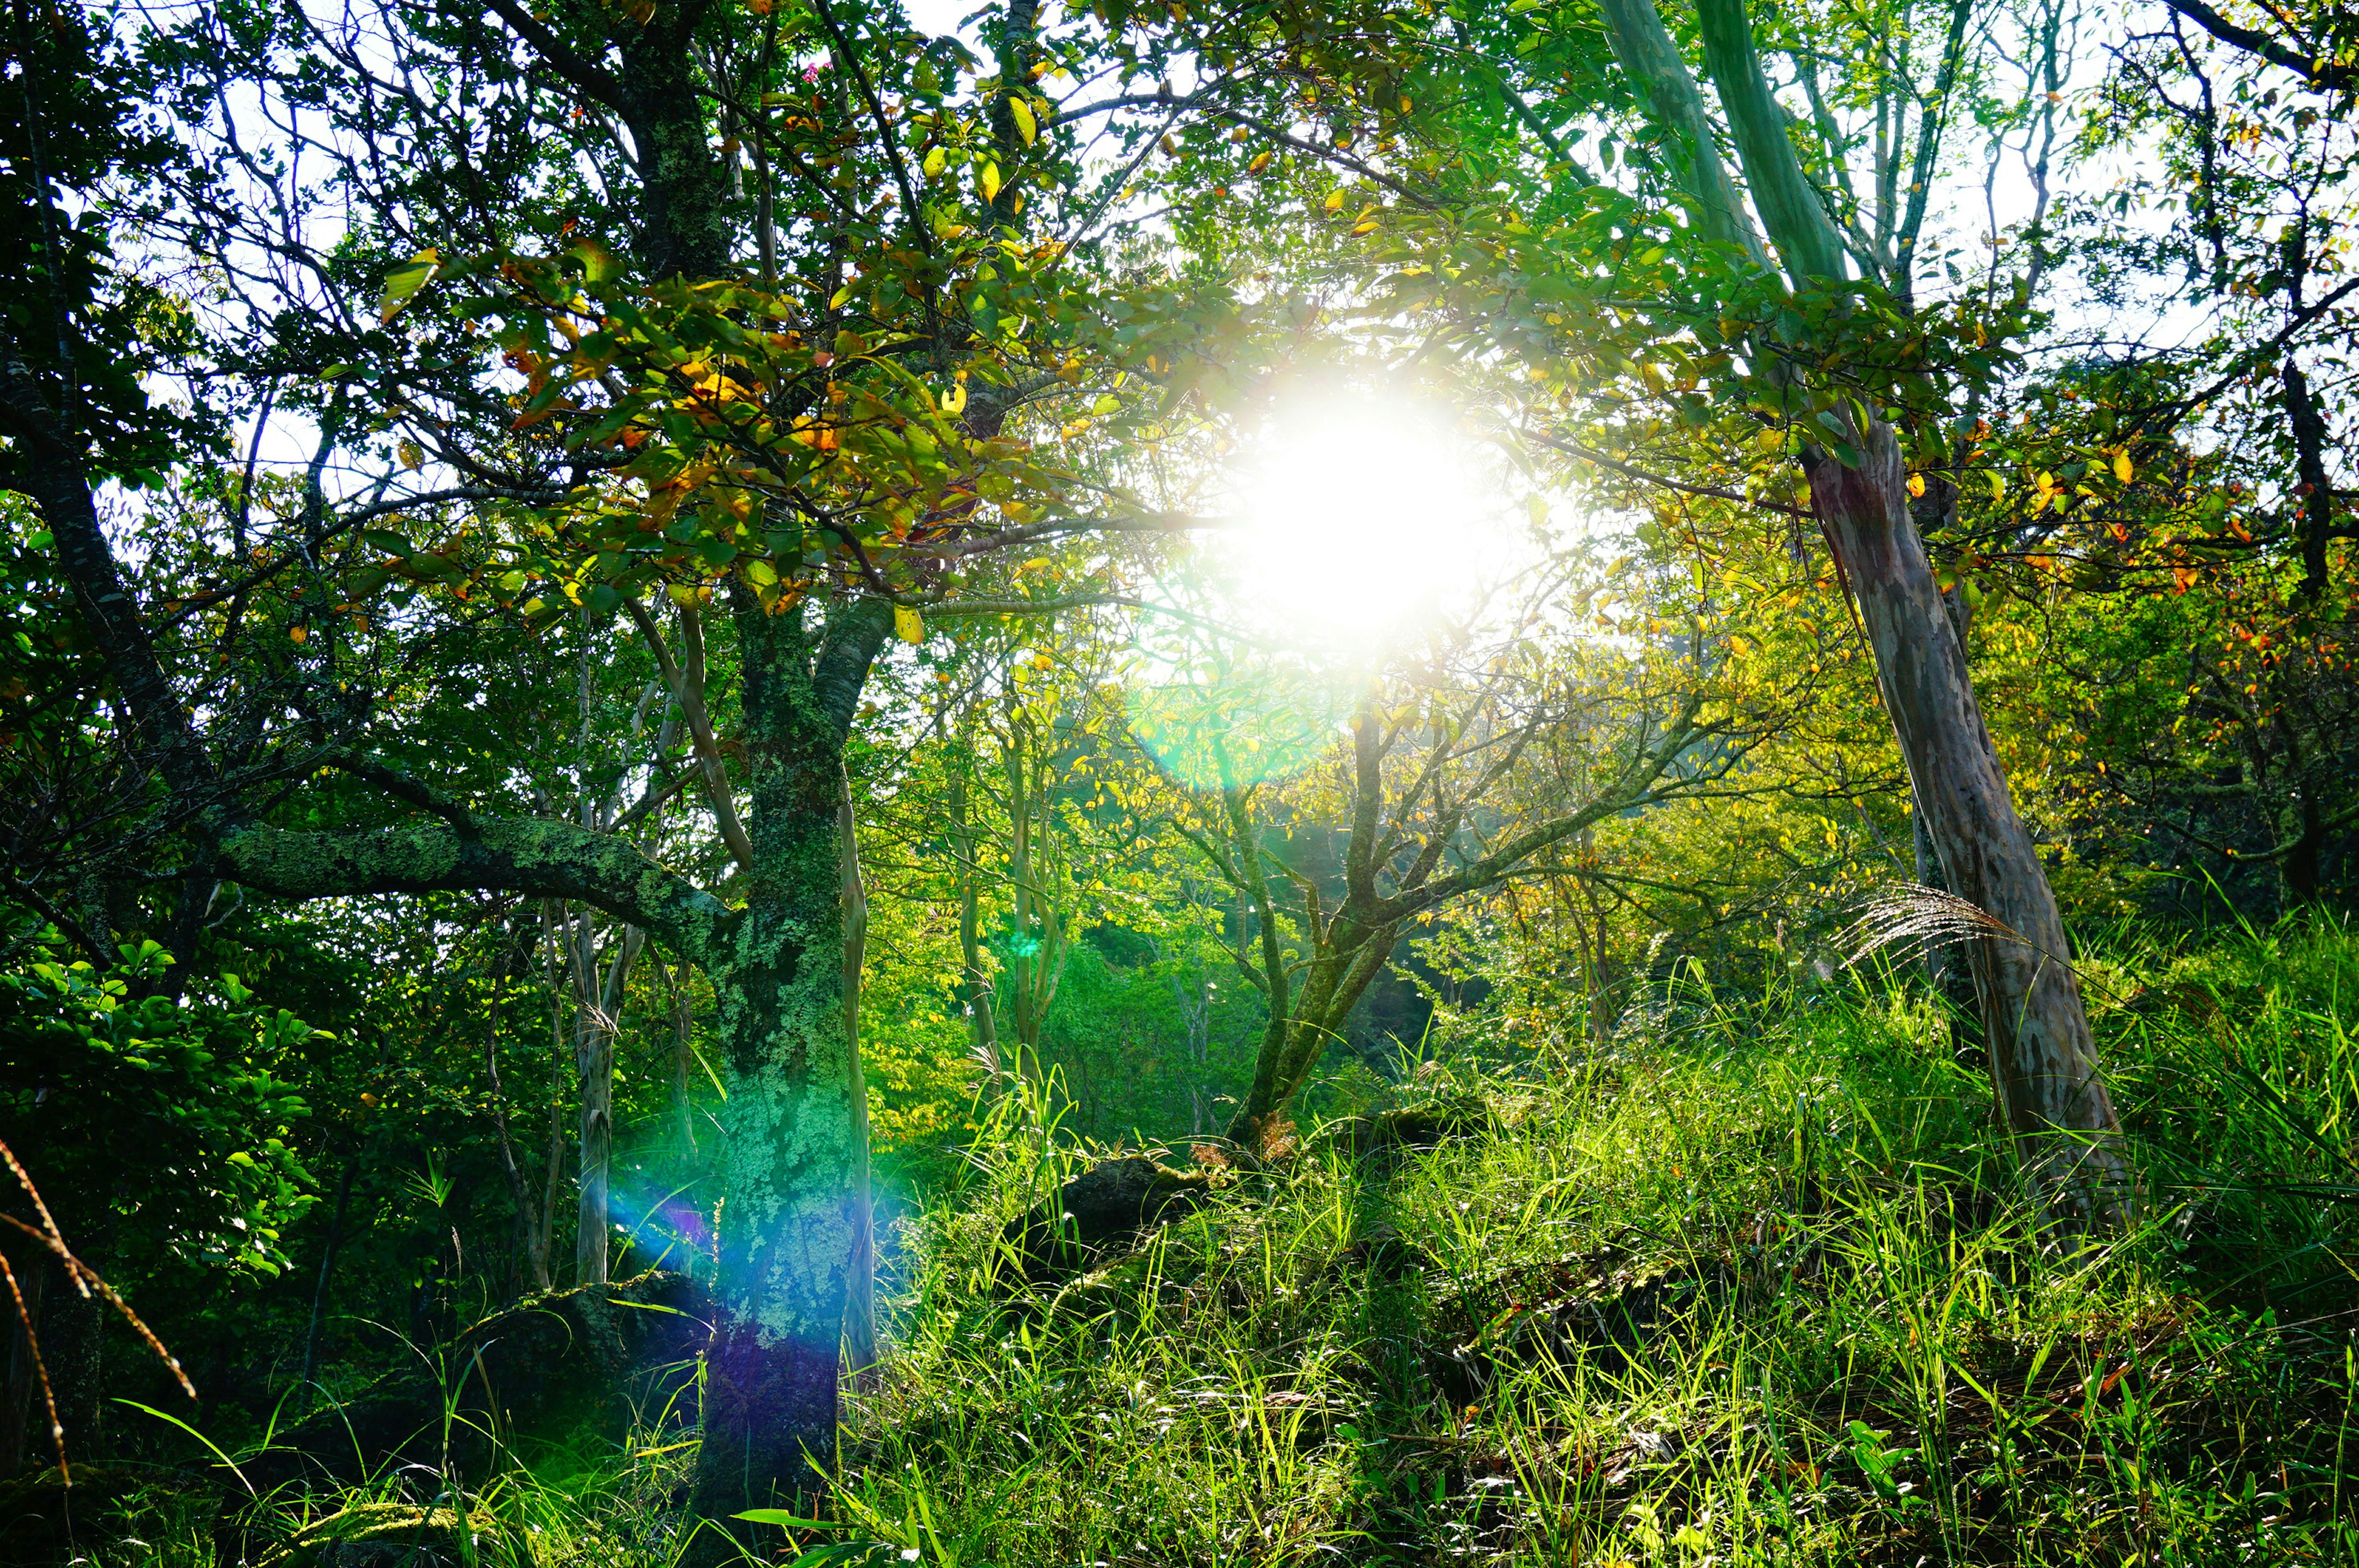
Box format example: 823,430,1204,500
4,0,2359,1561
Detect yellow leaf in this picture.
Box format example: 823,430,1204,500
2113,450,2134,484
980,161,1002,202
397,440,422,470
1323,187,1345,211
894,604,924,644
1247,150,1272,174
1010,96,1038,146
1907,472,1926,497
378,248,440,326
922,146,947,178
942,381,968,414
1987,470,2005,502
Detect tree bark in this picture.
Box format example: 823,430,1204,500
661,956,702,1161
1595,0,2128,1216
949,769,1003,1082
574,921,644,1287
0,1243,47,1478
2284,362,2334,604
683,591,890,1552
1809,426,2129,1214
296,1160,359,1411
837,782,877,1388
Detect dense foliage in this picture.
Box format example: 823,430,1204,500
1,0,2356,1558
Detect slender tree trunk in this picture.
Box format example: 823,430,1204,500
575,922,644,1287
297,1160,358,1411
1004,719,1046,1087
1810,425,2129,1214
662,957,700,1161
838,783,877,1388
2286,361,2334,604
490,1024,546,1300
1575,834,1616,1048
949,769,1002,1080
684,593,888,1554
1,1243,47,1478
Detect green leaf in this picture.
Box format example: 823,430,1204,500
378,249,439,325
733,1509,835,1528
570,239,622,286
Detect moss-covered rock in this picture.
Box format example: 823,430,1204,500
1328,1096,1495,1157
1003,1156,1218,1279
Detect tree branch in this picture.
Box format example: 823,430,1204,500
206,814,729,967
2160,0,2355,90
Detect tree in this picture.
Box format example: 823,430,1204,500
2,0,1230,1541
1137,557,1764,1149
1132,0,2133,1210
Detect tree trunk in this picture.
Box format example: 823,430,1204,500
662,957,701,1161
1003,717,1050,1088
949,770,1003,1082
838,783,877,1388
2285,361,2334,604
575,922,644,1287
683,593,888,1553
1810,426,2129,1215
297,1160,359,1411
1,1244,47,1478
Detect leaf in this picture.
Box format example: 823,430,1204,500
894,604,925,644
1247,150,1272,174
922,146,947,178
1323,187,1346,212
378,249,439,326
2112,449,2134,484
1987,470,2005,502
569,238,622,285
733,1509,835,1529
1010,96,1038,146
1907,472,1925,497
980,161,1002,203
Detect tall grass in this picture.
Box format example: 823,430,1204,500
77,916,2359,1566
821,916,2359,1567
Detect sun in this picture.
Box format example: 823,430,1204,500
1216,398,1508,650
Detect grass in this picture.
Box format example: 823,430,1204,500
69,916,2359,1566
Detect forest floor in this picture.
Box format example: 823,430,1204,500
55,918,2359,1566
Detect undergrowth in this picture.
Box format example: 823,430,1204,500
66,916,2359,1566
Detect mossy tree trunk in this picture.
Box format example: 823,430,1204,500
683,589,891,1539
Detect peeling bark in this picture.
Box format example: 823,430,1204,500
1809,426,2128,1213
